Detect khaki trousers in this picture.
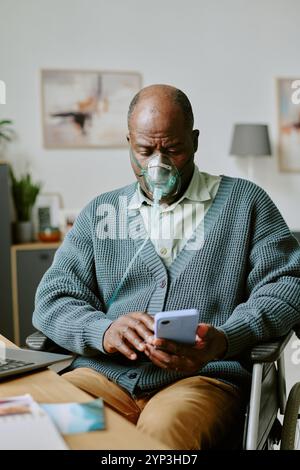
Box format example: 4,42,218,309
63,367,242,450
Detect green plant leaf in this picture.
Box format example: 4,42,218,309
0,133,11,141
0,120,14,143
0,120,13,126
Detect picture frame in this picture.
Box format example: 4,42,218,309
32,192,63,237
276,77,300,172
41,69,142,149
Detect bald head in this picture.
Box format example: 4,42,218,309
127,84,199,205
127,84,194,131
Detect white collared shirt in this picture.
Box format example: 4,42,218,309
128,165,221,267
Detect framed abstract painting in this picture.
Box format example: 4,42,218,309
276,77,300,172
41,69,142,149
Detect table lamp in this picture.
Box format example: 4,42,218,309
230,124,272,181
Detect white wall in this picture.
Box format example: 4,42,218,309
1,0,300,229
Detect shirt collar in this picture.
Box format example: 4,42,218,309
128,165,212,212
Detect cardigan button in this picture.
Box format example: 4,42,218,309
128,372,138,379
160,279,166,288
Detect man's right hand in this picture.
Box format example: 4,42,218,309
103,312,154,360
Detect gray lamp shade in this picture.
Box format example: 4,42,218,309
230,124,271,157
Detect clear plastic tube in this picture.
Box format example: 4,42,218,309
107,186,163,308
153,187,162,207
107,235,148,308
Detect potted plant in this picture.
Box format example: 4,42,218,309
0,119,41,242
10,169,41,243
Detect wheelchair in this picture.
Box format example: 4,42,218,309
26,327,300,450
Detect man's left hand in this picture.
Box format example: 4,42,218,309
144,323,228,374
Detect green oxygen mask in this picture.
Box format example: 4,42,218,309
130,148,181,206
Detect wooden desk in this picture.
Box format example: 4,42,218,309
0,335,168,450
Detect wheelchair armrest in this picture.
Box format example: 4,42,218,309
249,330,293,363
294,324,300,339
26,331,70,355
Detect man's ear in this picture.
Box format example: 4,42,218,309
126,133,130,143
192,129,199,153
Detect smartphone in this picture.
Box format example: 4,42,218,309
154,309,199,345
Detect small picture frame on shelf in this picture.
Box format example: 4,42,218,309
32,192,63,242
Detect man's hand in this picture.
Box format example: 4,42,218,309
144,323,228,374
103,312,154,360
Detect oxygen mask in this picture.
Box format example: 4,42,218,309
130,149,181,206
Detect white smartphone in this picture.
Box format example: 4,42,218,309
154,309,199,345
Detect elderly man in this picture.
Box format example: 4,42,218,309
33,84,300,450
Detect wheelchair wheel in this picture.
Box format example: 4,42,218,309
281,382,300,450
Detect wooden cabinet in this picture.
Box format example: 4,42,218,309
11,243,60,346
0,163,13,340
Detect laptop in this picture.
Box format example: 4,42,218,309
0,347,73,380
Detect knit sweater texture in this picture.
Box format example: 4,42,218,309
33,176,300,397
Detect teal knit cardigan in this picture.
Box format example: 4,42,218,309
33,176,300,397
